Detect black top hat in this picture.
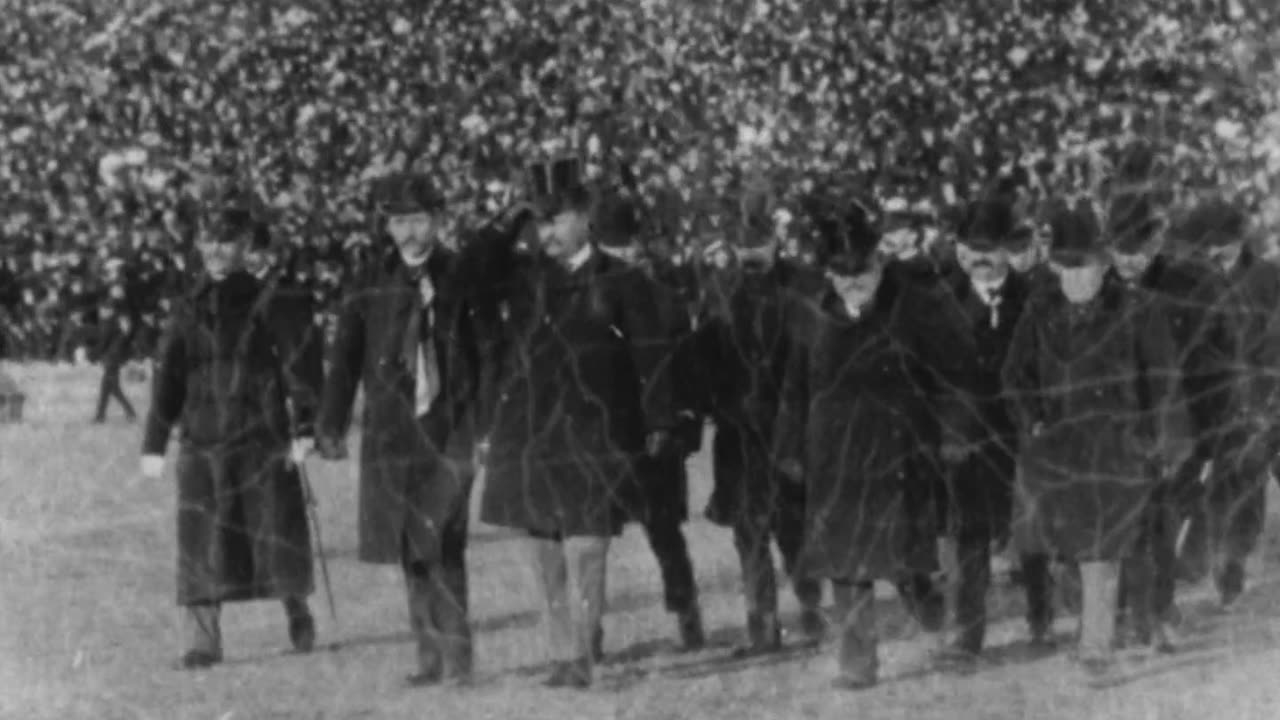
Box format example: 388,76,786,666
1046,197,1105,266
370,172,445,216
525,155,591,218
1107,192,1163,254
1173,196,1247,248
804,189,879,275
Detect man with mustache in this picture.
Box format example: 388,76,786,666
318,172,483,686
936,193,1050,663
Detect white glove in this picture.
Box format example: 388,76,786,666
140,455,165,479
290,437,315,466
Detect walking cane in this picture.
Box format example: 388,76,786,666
295,457,339,622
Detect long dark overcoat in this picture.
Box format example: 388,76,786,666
1001,277,1183,561
630,260,703,524
775,271,975,581
938,269,1032,543
1220,252,1280,465
318,246,480,564
143,271,316,605
695,260,820,527
476,244,675,538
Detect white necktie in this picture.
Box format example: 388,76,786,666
413,277,440,418
976,283,1002,329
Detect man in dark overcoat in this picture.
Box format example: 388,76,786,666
316,173,483,685
1106,191,1229,647
92,302,139,422
1001,198,1184,674
140,204,318,669
936,194,1048,661
473,156,675,688
593,186,706,651
1175,196,1280,607
773,192,975,690
695,175,824,655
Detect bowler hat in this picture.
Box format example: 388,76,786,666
1107,192,1163,254
1172,196,1247,248
370,172,446,215
1046,197,1105,266
957,196,1019,252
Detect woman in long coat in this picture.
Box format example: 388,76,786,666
141,208,320,669
774,196,974,689
1001,199,1182,672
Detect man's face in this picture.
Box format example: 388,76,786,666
827,258,884,311
1202,240,1245,274
1109,248,1155,282
879,226,920,260
1049,257,1106,304
387,211,442,267
955,243,1009,284
196,233,246,281
536,207,590,263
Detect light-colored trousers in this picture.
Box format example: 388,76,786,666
526,535,611,663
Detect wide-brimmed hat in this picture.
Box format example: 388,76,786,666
1046,197,1106,266
370,172,446,216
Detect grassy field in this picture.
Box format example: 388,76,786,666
4,362,1280,719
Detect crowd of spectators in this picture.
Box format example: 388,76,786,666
2,0,1280,361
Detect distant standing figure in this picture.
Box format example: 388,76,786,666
92,304,138,422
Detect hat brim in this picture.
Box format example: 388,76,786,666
827,251,877,276
1048,248,1106,267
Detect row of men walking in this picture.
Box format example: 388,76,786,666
137,153,1280,692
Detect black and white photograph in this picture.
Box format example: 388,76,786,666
4,1,1280,718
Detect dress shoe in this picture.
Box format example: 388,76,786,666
544,659,592,689
289,614,316,653
176,649,222,670
799,608,827,643
678,609,706,651
732,612,781,658
1215,561,1245,608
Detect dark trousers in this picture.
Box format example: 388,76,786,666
642,511,698,615
94,363,136,420
183,597,309,656
402,499,472,679
1119,484,1179,640
733,496,821,618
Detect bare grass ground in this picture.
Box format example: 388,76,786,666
3,363,1280,719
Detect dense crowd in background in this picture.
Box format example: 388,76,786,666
2,0,1280,361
